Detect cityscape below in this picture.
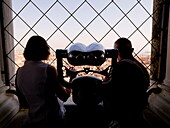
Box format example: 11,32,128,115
15,50,151,81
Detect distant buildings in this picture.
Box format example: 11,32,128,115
15,51,151,80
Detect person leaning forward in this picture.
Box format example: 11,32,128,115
103,37,150,128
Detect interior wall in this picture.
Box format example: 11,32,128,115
1,0,15,85
148,3,170,126
0,1,4,85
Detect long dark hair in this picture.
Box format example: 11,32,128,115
24,35,50,61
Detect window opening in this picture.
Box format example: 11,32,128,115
1,0,159,85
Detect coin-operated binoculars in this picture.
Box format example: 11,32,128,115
56,42,118,108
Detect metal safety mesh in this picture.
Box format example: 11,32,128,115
2,0,158,83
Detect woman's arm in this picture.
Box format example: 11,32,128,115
47,65,71,102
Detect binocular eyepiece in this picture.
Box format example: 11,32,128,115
67,42,106,66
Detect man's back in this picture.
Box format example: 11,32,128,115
105,58,149,127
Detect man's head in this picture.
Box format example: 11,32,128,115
114,37,134,61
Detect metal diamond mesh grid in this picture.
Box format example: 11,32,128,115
2,0,157,84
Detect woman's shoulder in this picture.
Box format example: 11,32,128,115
46,64,58,75
47,64,56,70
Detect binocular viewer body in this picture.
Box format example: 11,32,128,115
56,42,118,106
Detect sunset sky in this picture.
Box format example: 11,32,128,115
12,0,153,55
